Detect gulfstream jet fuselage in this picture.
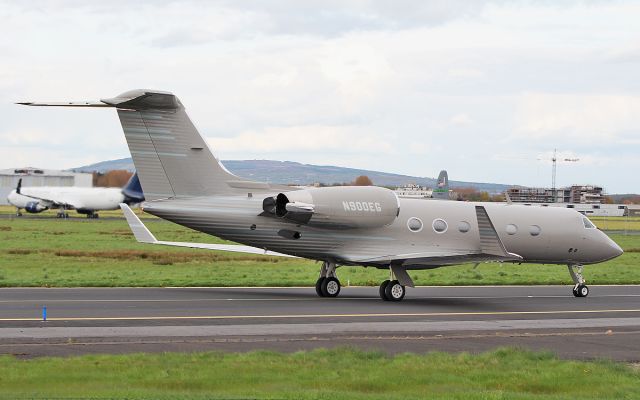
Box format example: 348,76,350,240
19,90,623,301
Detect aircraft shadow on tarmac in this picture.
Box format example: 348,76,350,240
172,287,498,311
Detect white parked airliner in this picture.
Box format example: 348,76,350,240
7,173,144,218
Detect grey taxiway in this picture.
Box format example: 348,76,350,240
1,285,639,361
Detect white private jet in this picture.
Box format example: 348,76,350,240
7,173,144,218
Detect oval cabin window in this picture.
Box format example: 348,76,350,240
432,219,448,233
407,217,423,232
505,224,518,235
458,221,470,233
529,225,541,236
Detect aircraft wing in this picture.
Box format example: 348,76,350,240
16,186,72,209
120,204,297,258
354,250,520,267
353,206,523,267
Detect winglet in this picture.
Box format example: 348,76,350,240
120,204,157,243
475,206,522,261
16,178,21,194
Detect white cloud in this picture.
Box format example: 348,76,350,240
0,1,639,192
514,93,640,141
449,113,473,126
208,125,393,155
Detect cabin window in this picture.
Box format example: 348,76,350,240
407,217,423,232
583,217,596,229
432,219,448,233
458,221,470,233
505,224,518,235
529,225,541,236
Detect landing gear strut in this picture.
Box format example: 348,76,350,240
56,211,70,219
15,208,22,217
379,267,406,302
568,264,589,297
315,261,341,298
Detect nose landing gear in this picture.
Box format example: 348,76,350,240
568,264,589,297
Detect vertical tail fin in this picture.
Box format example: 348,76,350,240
432,170,449,200
121,172,145,204
102,90,239,200
19,89,269,200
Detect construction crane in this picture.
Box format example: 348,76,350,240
550,149,579,202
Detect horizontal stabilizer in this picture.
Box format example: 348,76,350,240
16,101,109,107
120,204,296,258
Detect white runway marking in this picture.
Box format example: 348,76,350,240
1,317,639,339
1,294,639,304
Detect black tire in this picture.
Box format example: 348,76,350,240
321,277,341,297
379,280,391,301
384,280,405,302
315,277,326,297
572,286,579,297
575,284,589,298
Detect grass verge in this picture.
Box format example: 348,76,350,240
0,211,638,287
0,347,638,399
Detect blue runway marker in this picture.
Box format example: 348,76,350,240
42,306,47,321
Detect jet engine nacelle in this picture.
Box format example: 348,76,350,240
25,201,48,213
263,186,400,229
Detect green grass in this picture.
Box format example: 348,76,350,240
0,209,639,287
0,348,638,399
589,216,640,231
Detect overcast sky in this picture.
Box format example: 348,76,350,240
1,1,639,193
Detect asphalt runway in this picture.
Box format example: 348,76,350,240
1,285,639,361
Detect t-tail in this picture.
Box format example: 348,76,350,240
19,90,261,200
432,170,449,200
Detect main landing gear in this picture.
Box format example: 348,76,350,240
379,268,406,302
313,262,410,302
568,264,589,297
56,211,70,219
315,261,341,298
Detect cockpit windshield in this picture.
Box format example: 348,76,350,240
583,217,596,229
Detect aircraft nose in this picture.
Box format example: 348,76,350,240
609,240,624,258
598,232,623,261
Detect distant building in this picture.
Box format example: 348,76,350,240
626,205,640,217
507,184,604,204
504,184,634,217
0,167,92,205
394,184,433,199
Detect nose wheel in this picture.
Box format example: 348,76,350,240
568,264,589,298
573,283,589,298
